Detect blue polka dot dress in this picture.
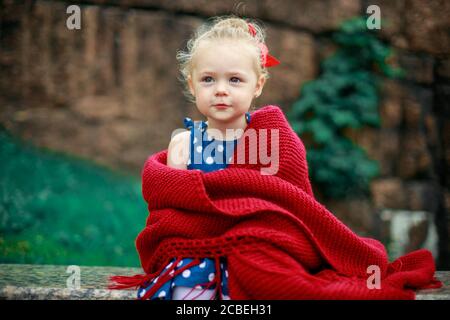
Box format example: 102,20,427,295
137,112,251,300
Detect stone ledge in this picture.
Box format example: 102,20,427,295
0,264,448,300
0,264,141,300
0,285,136,300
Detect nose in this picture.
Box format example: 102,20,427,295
215,80,228,96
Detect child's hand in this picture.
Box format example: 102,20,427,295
167,131,190,170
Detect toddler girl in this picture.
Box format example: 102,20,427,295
137,16,279,300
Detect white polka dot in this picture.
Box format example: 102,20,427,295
169,270,174,276
182,270,191,278
196,145,203,153
165,262,173,269
158,291,166,298
199,261,207,268
177,260,183,267
225,270,228,278
171,282,175,288
219,168,225,171
153,276,159,283
217,144,224,152
228,157,233,162
222,295,231,300
139,289,146,298
205,156,214,164
194,285,202,290
193,137,198,144
208,273,215,281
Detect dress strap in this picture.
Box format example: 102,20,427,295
183,117,194,129
198,121,208,132
184,117,208,132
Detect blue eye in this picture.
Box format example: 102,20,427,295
230,77,241,83
202,76,213,83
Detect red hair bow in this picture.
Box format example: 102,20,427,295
248,23,280,68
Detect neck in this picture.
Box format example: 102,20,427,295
206,114,248,141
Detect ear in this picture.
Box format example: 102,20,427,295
254,75,266,97
187,75,195,97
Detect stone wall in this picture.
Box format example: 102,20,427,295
0,0,449,268
361,0,450,268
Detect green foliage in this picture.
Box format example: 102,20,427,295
0,128,147,267
288,17,403,199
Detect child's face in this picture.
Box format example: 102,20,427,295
188,40,265,124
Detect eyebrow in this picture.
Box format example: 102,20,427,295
198,71,246,76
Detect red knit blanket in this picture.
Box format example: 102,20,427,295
110,105,441,299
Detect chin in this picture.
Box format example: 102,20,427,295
209,108,232,115
210,113,232,119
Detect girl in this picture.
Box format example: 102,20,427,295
137,16,279,300
111,16,439,300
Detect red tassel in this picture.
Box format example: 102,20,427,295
420,277,443,290
108,273,154,290
215,257,222,300
140,257,201,300
189,279,216,300
140,257,183,300
109,260,174,291
181,257,222,300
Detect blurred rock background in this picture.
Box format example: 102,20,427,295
0,0,448,268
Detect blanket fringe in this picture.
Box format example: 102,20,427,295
180,256,223,300
214,257,223,299
108,259,173,290
421,276,443,290
108,273,156,290
109,256,226,300
140,257,202,300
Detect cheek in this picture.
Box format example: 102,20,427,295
193,87,206,97
197,90,210,100
233,89,254,100
196,91,212,106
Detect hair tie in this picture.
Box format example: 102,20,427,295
247,23,280,68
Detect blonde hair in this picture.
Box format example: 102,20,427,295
176,15,270,103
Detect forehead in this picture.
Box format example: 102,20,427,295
192,40,259,75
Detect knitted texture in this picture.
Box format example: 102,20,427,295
110,105,441,299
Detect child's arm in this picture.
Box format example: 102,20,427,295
167,131,190,170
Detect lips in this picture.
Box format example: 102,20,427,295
213,104,230,108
